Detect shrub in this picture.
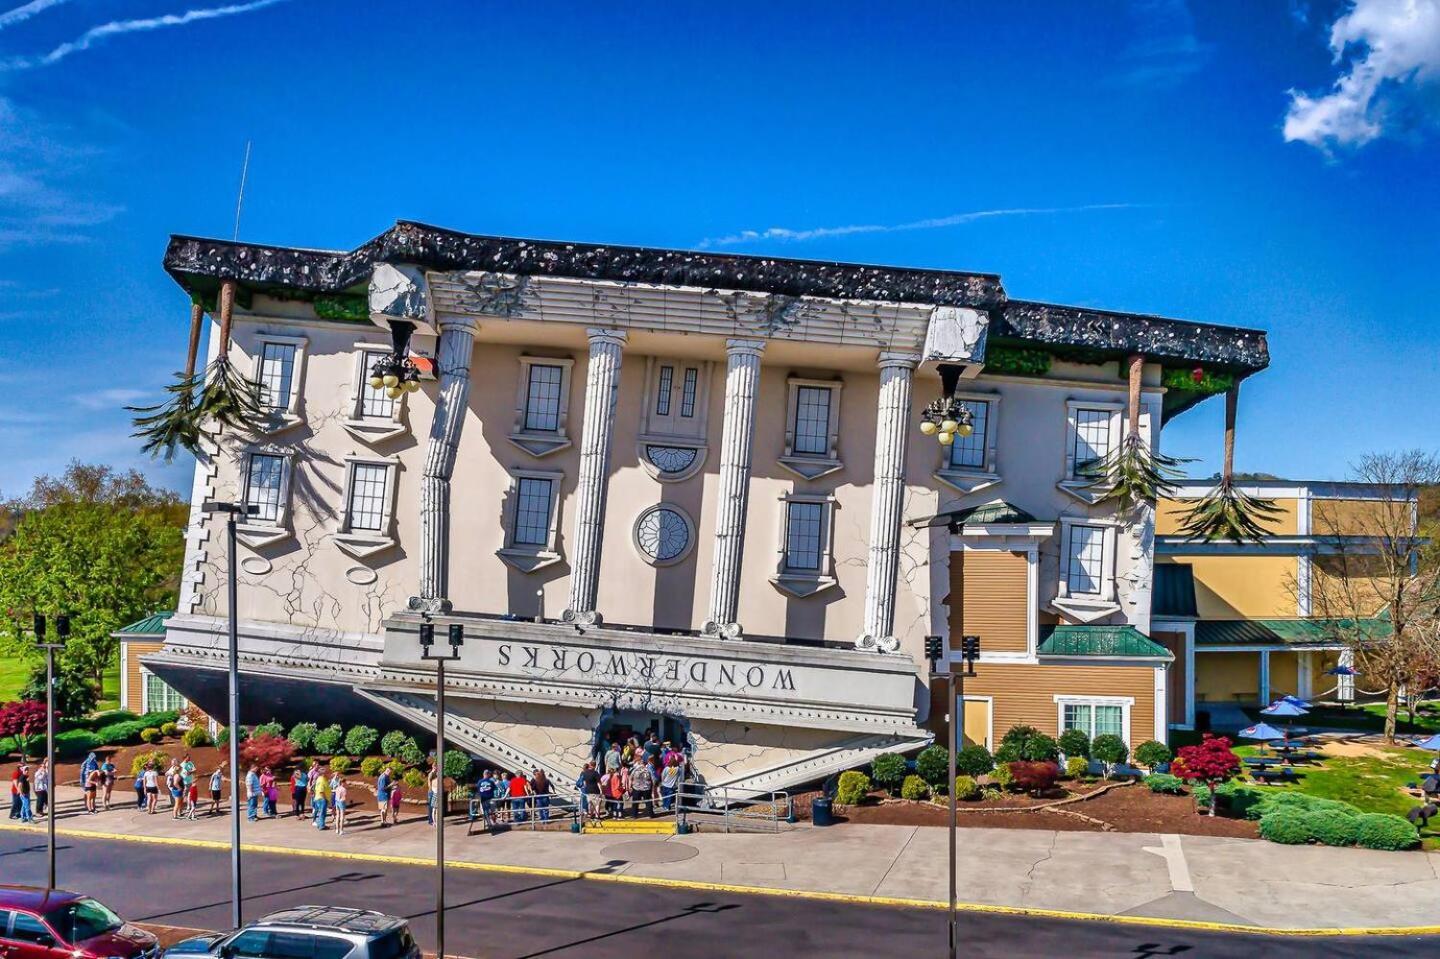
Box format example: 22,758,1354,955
835,770,872,806
139,727,163,744
1133,740,1173,772
239,732,297,770
21,666,95,718
329,756,351,775
1008,760,1061,797
900,774,929,801
1065,756,1091,780
953,775,980,800
1258,811,1311,845
996,726,1059,764
287,723,318,752
979,785,1004,802
990,763,1015,791
870,752,908,790
96,720,147,746
1249,791,1359,822
955,745,995,778
1145,773,1186,795
1172,734,1241,816
1354,813,1419,851
1303,810,1360,847
0,700,50,758
215,725,247,748
360,756,387,778
182,725,212,749
1091,734,1129,777
1058,728,1090,760
402,768,428,791
253,720,285,739
159,721,179,737
915,745,947,786
130,749,171,776
345,725,379,756
397,737,425,766
380,730,411,757
92,709,138,726
442,750,472,781
0,736,16,756
312,724,344,755
138,709,181,728
1196,780,1265,817
54,730,101,759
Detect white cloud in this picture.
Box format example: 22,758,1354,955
0,0,72,32
0,95,124,249
71,388,153,411
698,204,1141,249
1284,0,1440,150
0,0,293,71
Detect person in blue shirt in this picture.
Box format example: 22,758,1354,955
376,766,393,827
245,765,261,821
475,769,496,830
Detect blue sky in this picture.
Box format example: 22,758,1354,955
1,0,1437,496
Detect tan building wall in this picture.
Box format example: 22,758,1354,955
1269,652,1299,699
1157,497,1299,536
1195,651,1259,703
1186,555,1299,618
960,662,1160,744
948,549,1029,654
123,639,165,713
1312,497,1401,537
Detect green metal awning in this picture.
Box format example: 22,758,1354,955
1153,563,1198,618
1194,617,1389,648
113,611,174,637
908,500,1042,529
1038,624,1173,660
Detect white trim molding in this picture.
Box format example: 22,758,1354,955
778,375,845,480
631,504,698,568
1051,516,1121,623
249,332,308,436
508,354,576,458
332,453,401,560
637,356,712,482
1057,400,1123,505
1054,693,1136,746
772,491,839,598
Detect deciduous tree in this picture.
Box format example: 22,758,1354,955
1172,734,1240,816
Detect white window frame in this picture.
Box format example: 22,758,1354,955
235,447,295,548
1054,694,1134,746
770,492,838,597
498,469,565,572
142,667,187,714
631,504,698,567
1058,400,1122,503
250,334,307,435
637,357,711,481
508,356,575,457
333,454,400,559
344,343,409,444
778,377,843,479
1052,517,1122,623
935,391,1002,495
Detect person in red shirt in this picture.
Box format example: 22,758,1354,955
507,771,531,824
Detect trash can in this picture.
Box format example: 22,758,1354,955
811,796,834,827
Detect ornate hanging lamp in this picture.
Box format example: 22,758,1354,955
366,320,423,398
917,363,974,448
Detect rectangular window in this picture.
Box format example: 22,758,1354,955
1072,408,1113,477
257,342,297,411
1066,524,1105,594
1062,702,1091,736
142,669,185,713
523,364,564,432
360,350,396,419
680,367,698,418
793,386,833,456
948,399,990,469
1062,701,1126,742
244,453,285,523
785,501,824,571
655,365,673,416
513,477,553,546
346,463,389,532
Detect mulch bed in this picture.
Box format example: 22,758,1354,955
793,783,1259,839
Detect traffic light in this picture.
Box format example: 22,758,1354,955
419,621,435,648
961,635,980,675
448,623,465,649
924,635,943,665
55,614,70,639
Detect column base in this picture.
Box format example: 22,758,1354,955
855,633,900,653
407,596,453,615
702,620,744,640
561,608,601,627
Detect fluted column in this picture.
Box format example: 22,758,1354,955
412,316,478,613
859,352,919,652
563,328,628,625
704,338,767,639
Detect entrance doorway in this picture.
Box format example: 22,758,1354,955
594,710,690,758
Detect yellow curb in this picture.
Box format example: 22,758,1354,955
4,821,1439,938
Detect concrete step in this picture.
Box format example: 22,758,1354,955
581,819,675,835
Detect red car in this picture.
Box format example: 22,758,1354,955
0,886,158,959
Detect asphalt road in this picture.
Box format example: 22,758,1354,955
0,831,1434,958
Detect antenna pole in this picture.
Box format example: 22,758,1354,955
233,140,252,241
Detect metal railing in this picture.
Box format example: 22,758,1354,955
464,789,583,834
671,782,793,833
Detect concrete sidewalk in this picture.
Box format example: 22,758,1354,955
9,784,1440,932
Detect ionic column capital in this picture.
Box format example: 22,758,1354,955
877,351,921,370
725,338,767,358
585,327,629,348
436,315,480,335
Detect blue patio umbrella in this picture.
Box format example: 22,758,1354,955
1413,734,1440,752
1261,700,1308,717
1326,664,1359,676
1282,695,1312,709
1239,722,1285,741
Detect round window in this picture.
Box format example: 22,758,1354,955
634,506,694,565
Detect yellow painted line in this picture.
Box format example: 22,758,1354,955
5,822,1440,938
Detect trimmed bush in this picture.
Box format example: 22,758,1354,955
900,774,929,801
329,756,351,775
1058,728,1090,760
1065,756,1090,780
0,736,17,756
182,725,212,749
380,730,411,757
953,775,980,800
835,770,872,806
96,720,147,746
1303,810,1360,847
1133,740,1173,771
215,725,247,748
91,709,138,727
442,750,472,781
870,752,908,790
996,726,1059,764
54,730,101,759
1021,734,1060,764
130,749,171,776
312,724,344,756
253,720,285,739
360,756,386,778
239,732,297,770
955,745,995,778
1091,734,1129,776
916,745,949,786
159,721,179,737
402,768,428,791
345,725,379,757
1145,773,1186,795
287,722,319,752
1354,813,1419,851
1197,780,1265,817
1258,811,1310,845
990,763,1014,791
397,737,425,766
1008,760,1060,797
1249,791,1360,822
137,709,181,728
139,727,162,744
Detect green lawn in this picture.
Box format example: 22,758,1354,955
0,654,120,712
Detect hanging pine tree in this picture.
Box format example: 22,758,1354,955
1090,355,1187,511
1177,383,1282,542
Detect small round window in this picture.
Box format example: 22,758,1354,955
634,505,694,565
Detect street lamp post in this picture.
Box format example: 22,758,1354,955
202,500,254,929
419,618,463,959
926,633,979,959
33,611,69,891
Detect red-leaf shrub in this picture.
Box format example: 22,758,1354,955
0,701,52,758
238,732,297,770
1007,760,1061,797
1172,734,1241,817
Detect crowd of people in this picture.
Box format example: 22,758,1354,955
577,731,687,821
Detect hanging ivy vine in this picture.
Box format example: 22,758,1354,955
983,345,1052,377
